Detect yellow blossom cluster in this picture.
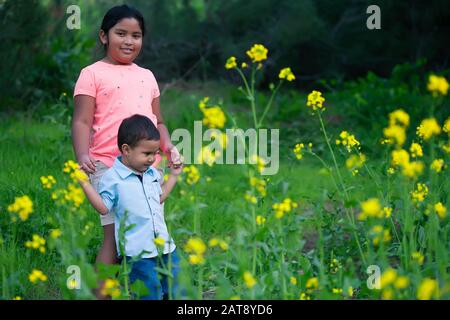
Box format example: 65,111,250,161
272,198,298,219
346,153,366,174
358,198,391,220
336,131,361,152
370,225,391,246
249,176,267,197
416,118,441,140
7,195,33,221
154,237,165,247
198,97,226,129
278,67,296,81
390,149,424,179
28,269,47,283
410,183,428,204
383,109,410,147
25,234,46,254
430,158,445,173
256,215,266,226
183,165,200,185
329,258,342,274
293,143,312,160
208,238,229,251
417,278,439,300
40,175,56,189
379,268,410,299
101,279,121,298
411,251,424,265
225,56,237,69
409,142,423,158
306,90,325,111
184,237,206,265
246,44,268,63
427,74,449,96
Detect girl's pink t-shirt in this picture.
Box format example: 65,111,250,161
73,60,162,168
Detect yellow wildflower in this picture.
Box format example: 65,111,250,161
250,176,266,197
279,67,296,81
306,90,325,111
336,131,361,152
371,225,391,246
28,269,47,283
25,234,46,254
50,229,62,239
416,118,441,140
346,153,366,170
411,183,428,204
293,143,305,160
7,195,33,221
380,268,397,289
430,159,444,173
442,141,450,154
290,277,298,285
401,161,424,179
241,62,248,69
243,271,257,288
299,292,311,300
394,276,409,289
183,165,200,185
417,278,438,300
434,202,447,219
427,74,449,96
200,105,226,129
411,251,424,265
246,44,268,63
100,279,121,298
272,198,298,219
40,175,56,189
381,288,394,300
306,277,319,291
409,143,423,158
443,117,450,134
389,109,410,128
391,149,410,167
383,125,406,146
256,215,266,226
358,198,383,220
332,288,343,294
154,237,165,247
244,192,257,204
383,207,392,218
225,56,237,69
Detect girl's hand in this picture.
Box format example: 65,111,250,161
169,163,183,176
77,154,96,174
165,145,183,169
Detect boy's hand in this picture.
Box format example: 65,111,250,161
169,163,183,176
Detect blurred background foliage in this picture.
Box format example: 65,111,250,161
0,0,449,125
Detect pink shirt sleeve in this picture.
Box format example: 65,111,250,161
73,68,96,98
148,70,160,99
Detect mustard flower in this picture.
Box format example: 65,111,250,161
279,67,296,81
246,44,268,63
427,75,449,96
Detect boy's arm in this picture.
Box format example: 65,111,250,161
79,180,109,215
160,173,178,204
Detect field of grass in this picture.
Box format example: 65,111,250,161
1,64,449,300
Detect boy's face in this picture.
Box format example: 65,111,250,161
123,139,160,173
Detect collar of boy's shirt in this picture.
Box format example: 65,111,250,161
113,156,156,180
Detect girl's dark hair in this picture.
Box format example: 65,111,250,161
100,4,145,52
118,114,160,151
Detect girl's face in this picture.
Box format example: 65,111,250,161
100,18,143,65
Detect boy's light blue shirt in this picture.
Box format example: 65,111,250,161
98,156,176,258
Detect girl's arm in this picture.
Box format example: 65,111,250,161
152,97,182,167
78,180,109,215
72,95,97,173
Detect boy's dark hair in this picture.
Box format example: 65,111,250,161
100,4,145,52
117,114,160,151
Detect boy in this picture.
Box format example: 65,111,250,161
78,114,182,300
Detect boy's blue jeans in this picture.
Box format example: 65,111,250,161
127,248,181,300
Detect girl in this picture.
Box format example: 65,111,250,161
71,4,182,298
